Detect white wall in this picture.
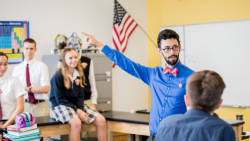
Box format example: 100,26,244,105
0,0,148,112
112,0,148,112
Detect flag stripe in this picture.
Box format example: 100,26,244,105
119,14,130,35
112,35,120,51
121,22,137,50
112,25,121,51
122,24,137,53
112,37,120,51
119,17,133,43
112,33,120,51
113,24,120,42
120,19,135,44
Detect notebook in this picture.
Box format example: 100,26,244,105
7,124,37,132
7,128,39,137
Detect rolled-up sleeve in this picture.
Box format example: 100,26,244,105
13,78,26,98
40,64,50,86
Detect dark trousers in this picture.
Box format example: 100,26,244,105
147,133,156,141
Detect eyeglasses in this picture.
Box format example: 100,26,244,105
161,45,180,53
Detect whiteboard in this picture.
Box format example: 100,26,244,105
162,19,250,107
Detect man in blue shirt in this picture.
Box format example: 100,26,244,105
82,29,194,140
156,70,235,141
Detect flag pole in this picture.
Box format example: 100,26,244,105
137,24,158,48
117,1,158,48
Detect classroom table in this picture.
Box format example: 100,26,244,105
36,111,244,141
36,116,96,137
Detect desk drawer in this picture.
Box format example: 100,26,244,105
95,77,112,98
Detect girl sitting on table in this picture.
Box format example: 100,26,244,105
0,52,25,129
49,48,107,141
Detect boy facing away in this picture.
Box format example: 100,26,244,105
156,70,235,141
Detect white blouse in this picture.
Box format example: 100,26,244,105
0,74,26,119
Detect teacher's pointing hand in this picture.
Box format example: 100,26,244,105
81,32,105,48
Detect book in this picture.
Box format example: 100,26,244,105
7,128,39,137
7,124,37,132
3,132,41,141
5,136,41,141
27,137,42,141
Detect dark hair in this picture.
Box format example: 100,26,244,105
186,70,226,113
23,38,36,48
0,52,8,60
157,29,180,48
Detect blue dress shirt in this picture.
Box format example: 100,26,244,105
102,45,194,135
156,109,235,141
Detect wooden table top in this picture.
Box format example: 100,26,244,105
35,111,244,126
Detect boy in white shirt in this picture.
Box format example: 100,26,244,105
12,38,50,117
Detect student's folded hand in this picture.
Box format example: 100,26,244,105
79,110,89,123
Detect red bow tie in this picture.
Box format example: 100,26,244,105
163,66,178,77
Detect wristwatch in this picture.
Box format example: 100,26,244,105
28,86,32,93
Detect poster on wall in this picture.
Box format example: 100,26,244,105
160,26,185,67
0,21,29,64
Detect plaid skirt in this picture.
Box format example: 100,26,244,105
50,104,99,124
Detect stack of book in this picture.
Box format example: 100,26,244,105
3,124,41,141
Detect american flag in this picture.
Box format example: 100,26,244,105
112,0,138,68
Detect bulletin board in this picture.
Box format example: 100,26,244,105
0,21,29,64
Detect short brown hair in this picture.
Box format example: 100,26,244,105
23,38,36,48
186,70,226,113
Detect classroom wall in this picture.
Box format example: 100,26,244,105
112,0,148,112
147,0,250,131
146,0,162,108
0,0,148,112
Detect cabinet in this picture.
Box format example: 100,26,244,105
82,53,112,111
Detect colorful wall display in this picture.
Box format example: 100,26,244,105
0,21,29,64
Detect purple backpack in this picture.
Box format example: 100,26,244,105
15,112,35,128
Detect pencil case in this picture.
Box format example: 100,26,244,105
15,112,35,128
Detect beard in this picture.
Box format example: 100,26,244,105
163,53,179,66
